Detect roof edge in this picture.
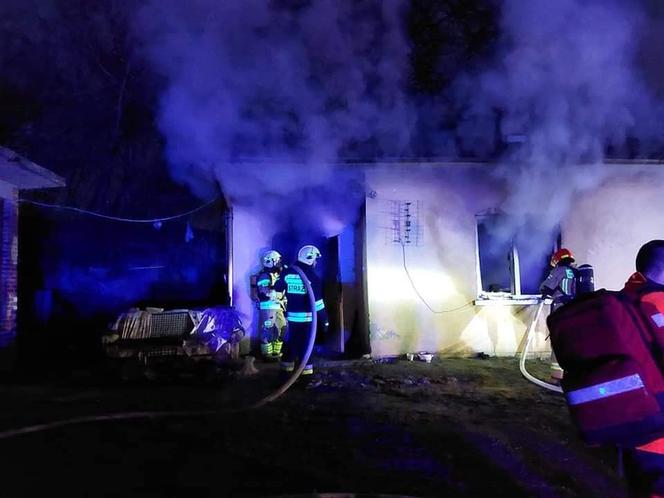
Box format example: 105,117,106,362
0,146,65,189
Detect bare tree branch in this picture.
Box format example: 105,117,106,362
113,54,132,140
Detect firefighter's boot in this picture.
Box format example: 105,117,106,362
551,361,564,384
280,360,295,381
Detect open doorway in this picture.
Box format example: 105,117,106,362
322,236,342,353
270,203,370,359
323,206,370,358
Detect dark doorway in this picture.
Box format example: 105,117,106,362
269,203,370,359
322,235,342,353
339,204,371,358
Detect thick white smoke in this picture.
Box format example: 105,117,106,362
134,0,414,239
455,0,662,258
134,0,664,278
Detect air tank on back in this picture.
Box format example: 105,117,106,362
576,264,595,296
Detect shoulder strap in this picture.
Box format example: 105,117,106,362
633,286,664,356
617,290,662,364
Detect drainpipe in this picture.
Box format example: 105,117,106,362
510,243,521,295
474,216,483,295
225,206,234,307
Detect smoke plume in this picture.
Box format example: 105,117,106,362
134,0,664,264
457,0,661,233
134,0,414,239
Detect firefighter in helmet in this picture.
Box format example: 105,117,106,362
541,248,578,311
541,248,578,382
275,245,328,377
255,250,287,360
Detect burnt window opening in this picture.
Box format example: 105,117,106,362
475,211,559,297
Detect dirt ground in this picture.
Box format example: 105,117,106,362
0,357,625,498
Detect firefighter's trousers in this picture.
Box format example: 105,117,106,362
280,320,314,375
259,308,286,356
259,308,286,341
624,441,664,498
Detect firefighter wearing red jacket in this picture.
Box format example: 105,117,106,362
621,240,664,498
275,245,328,377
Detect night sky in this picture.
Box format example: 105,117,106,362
2,1,664,230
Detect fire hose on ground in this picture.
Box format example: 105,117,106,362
0,265,317,440
519,300,563,394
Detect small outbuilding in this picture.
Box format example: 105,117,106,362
0,146,65,370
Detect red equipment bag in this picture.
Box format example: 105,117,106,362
547,289,664,446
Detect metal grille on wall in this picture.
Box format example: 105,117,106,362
384,200,423,246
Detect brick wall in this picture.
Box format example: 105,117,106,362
0,189,18,344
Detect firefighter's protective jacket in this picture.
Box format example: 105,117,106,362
540,265,577,308
624,272,664,353
622,272,664,457
275,263,327,325
256,269,286,311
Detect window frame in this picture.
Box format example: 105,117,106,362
474,211,559,305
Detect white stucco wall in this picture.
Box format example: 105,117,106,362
231,162,664,358
365,164,551,357
565,165,664,291
231,207,272,350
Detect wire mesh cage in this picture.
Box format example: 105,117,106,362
150,311,193,338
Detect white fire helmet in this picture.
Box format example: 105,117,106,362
297,245,321,266
262,250,282,269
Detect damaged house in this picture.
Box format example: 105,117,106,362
15,154,662,366
229,158,664,360
5,0,663,372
